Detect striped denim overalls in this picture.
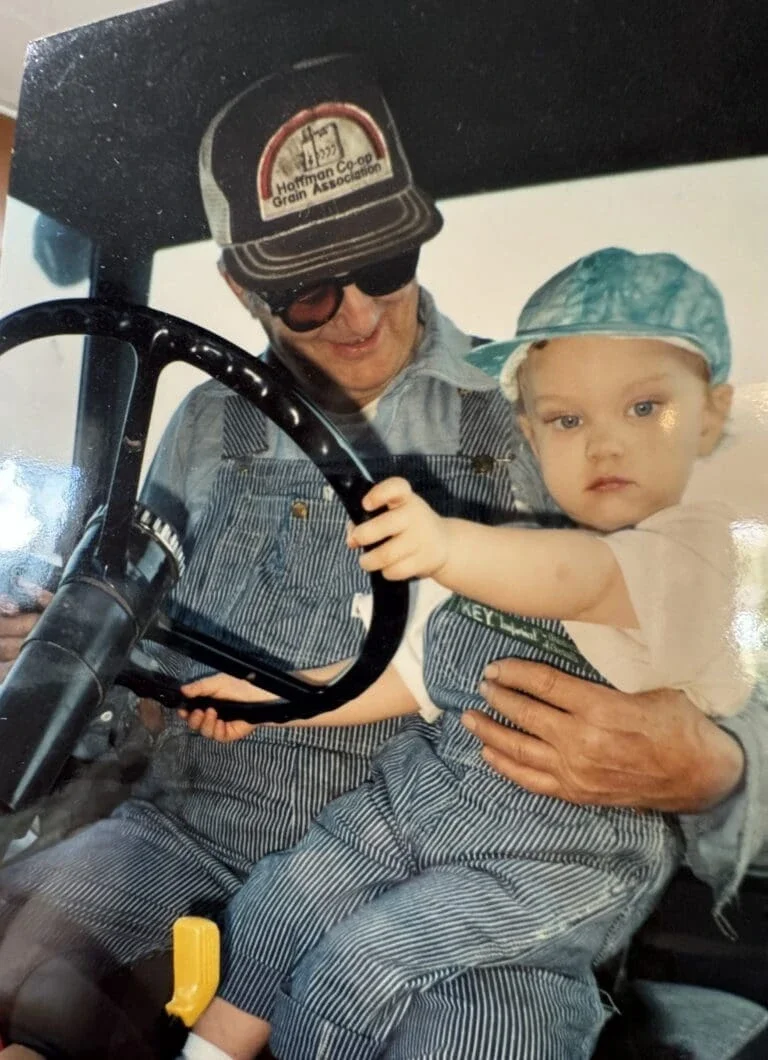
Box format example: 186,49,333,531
215,512,682,1059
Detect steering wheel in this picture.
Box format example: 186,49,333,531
0,298,409,811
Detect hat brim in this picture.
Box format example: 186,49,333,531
223,186,442,291
467,329,716,404
466,338,531,403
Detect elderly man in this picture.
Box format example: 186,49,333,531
0,54,764,1059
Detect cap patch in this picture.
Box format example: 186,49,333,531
257,103,393,222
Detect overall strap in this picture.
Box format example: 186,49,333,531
459,387,519,461
222,391,269,458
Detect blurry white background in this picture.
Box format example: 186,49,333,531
2,153,766,466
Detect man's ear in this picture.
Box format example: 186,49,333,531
219,263,271,324
699,383,733,456
219,263,246,303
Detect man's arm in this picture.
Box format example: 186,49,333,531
679,681,768,908
465,658,767,908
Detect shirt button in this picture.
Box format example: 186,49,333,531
471,454,495,475
291,500,309,519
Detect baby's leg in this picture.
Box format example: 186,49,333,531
178,772,412,1058
268,846,674,1060
388,964,609,1060
178,999,268,1060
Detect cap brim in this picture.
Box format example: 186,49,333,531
466,338,532,402
466,339,527,378
224,186,442,291
467,328,718,405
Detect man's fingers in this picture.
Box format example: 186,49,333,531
0,611,40,640
0,641,19,663
15,580,54,609
479,751,561,799
463,710,561,772
0,605,43,663
478,678,574,746
463,711,563,796
484,659,608,719
0,595,19,617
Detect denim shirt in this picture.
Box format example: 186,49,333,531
141,288,767,912
681,680,768,914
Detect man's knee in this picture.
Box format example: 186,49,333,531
0,889,148,1058
2,952,182,1060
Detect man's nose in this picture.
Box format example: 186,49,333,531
334,284,381,334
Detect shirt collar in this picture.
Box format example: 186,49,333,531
406,288,499,392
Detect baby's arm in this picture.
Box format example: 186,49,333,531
179,672,277,742
180,659,419,740
350,477,638,628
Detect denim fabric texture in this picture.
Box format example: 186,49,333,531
0,290,765,1058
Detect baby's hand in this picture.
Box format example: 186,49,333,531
178,672,277,742
348,477,450,580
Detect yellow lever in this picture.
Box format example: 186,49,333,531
165,916,221,1027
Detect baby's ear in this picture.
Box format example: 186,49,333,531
699,383,733,456
517,412,537,453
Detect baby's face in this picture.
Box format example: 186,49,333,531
517,336,731,531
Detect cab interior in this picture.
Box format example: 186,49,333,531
0,0,768,1056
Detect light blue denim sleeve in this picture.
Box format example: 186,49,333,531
679,679,768,913
140,398,192,524
140,381,227,544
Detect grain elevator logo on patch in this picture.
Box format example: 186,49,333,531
257,102,393,221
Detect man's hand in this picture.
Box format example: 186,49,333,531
0,586,53,680
349,477,450,580
464,658,745,813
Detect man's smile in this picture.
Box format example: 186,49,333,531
328,322,384,358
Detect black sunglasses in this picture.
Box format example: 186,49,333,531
259,249,420,332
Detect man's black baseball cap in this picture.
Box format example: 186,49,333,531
199,53,443,291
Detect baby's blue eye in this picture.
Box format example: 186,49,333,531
555,414,581,430
632,400,655,417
